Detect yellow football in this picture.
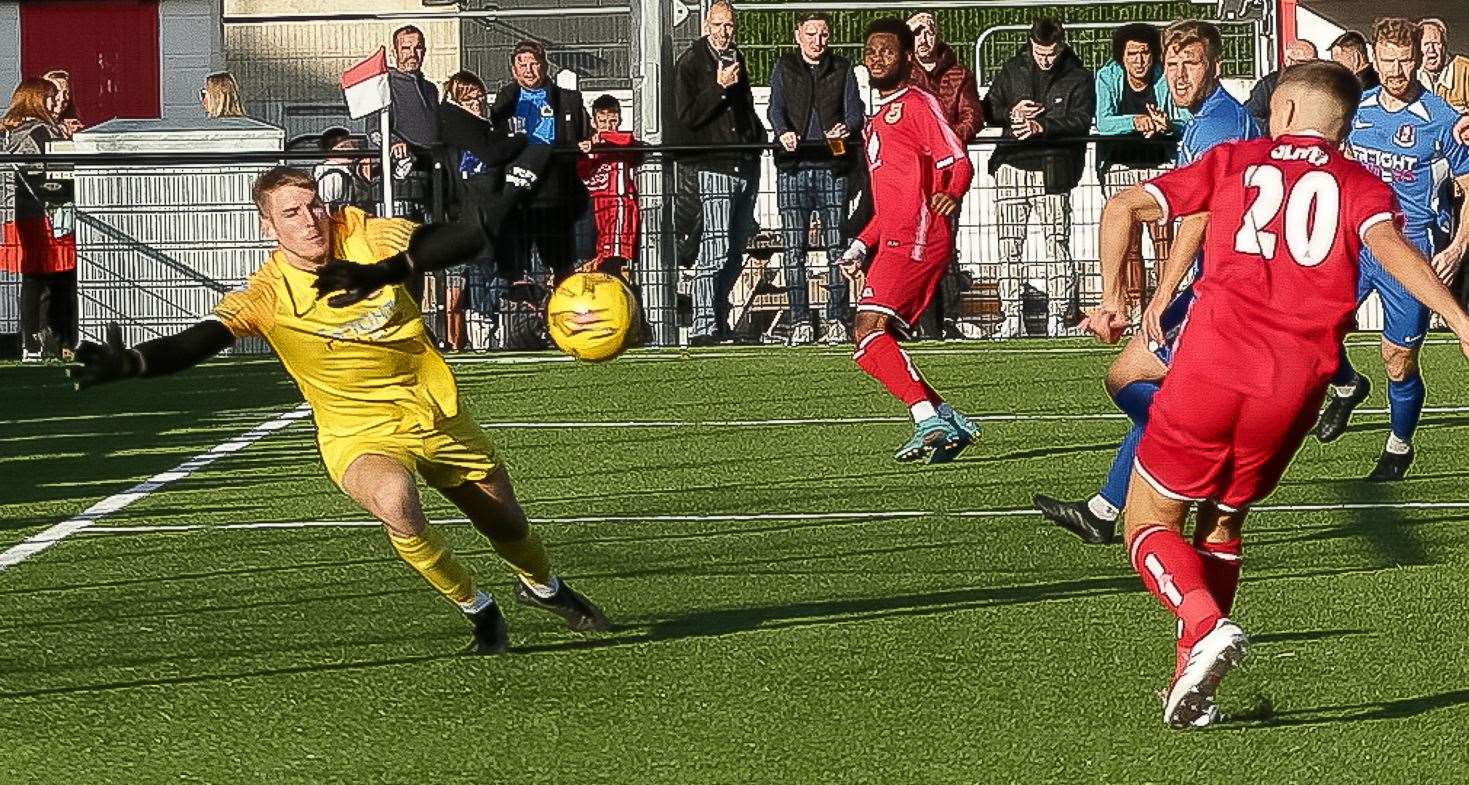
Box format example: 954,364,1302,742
546,272,638,362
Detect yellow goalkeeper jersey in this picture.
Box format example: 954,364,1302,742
212,206,459,438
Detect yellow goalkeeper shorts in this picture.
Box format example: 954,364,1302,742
320,413,502,490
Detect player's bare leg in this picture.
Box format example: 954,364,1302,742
1035,339,1167,544
851,311,977,463
440,468,610,631
1123,477,1247,728
1369,339,1421,480
341,454,507,654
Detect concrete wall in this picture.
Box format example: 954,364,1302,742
0,3,20,95
161,0,226,119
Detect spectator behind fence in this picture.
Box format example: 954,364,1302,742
41,70,83,138
201,72,246,118
905,11,983,339
1331,31,1381,91
1419,18,1469,110
576,95,643,278
671,0,766,346
1418,18,1448,93
314,127,377,213
388,25,439,160
1244,39,1317,131
488,40,591,286
1095,23,1180,315
2,78,76,361
438,70,531,350
906,13,983,143
983,17,1095,338
768,11,863,345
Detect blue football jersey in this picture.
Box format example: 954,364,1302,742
1177,85,1260,165
1348,86,1469,231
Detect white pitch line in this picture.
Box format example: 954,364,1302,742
0,404,313,571
473,405,1469,430
72,499,1469,537
441,335,1465,365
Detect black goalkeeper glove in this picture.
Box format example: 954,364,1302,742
312,253,411,308
68,322,142,391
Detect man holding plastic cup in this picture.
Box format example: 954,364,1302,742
767,11,866,345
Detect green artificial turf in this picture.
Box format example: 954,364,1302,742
2,339,1467,784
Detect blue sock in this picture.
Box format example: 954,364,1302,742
1097,382,1159,509
1331,345,1358,387
1112,381,1158,426
1387,374,1426,443
1100,425,1144,509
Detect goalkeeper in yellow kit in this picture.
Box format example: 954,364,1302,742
68,160,608,654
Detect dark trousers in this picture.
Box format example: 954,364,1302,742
496,201,580,284
20,270,77,352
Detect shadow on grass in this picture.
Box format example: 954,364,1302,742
0,564,1406,701
1225,688,1469,728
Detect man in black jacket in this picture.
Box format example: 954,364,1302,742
767,12,864,345
489,40,592,285
984,18,1095,338
1244,39,1318,131
670,0,767,345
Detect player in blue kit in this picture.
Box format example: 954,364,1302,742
1314,17,1469,481
1034,20,1259,544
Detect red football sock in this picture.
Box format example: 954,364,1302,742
1130,525,1224,651
920,378,944,405
854,332,931,407
1193,535,1243,616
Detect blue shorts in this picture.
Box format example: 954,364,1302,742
1151,287,1196,367
1358,225,1447,349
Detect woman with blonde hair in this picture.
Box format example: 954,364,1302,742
436,69,527,350
200,71,246,118
2,78,75,360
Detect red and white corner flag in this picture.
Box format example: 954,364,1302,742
341,47,391,119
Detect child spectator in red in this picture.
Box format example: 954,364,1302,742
576,94,643,279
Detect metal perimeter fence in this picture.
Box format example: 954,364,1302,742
1,137,1396,356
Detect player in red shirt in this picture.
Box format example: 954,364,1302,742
841,19,979,463
1089,62,1469,728
576,94,643,277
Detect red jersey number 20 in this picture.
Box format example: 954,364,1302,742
1234,164,1342,268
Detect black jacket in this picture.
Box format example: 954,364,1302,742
1244,68,1281,132
768,50,862,172
436,101,529,217
984,44,1095,194
670,37,767,174
489,82,591,209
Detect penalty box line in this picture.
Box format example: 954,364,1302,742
0,404,314,572
74,500,1469,537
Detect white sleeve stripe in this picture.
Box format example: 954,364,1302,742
1140,182,1171,224
1358,211,1394,242
935,155,956,169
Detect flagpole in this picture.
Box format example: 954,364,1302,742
379,109,395,218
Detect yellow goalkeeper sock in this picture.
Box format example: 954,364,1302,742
388,525,478,607
491,530,553,586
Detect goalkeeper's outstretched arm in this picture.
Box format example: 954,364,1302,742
68,320,235,390
313,145,554,307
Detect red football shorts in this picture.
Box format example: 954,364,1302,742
1135,359,1328,512
857,235,952,330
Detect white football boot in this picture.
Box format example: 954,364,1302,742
1163,619,1248,729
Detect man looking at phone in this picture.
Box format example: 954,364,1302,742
982,17,1095,337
